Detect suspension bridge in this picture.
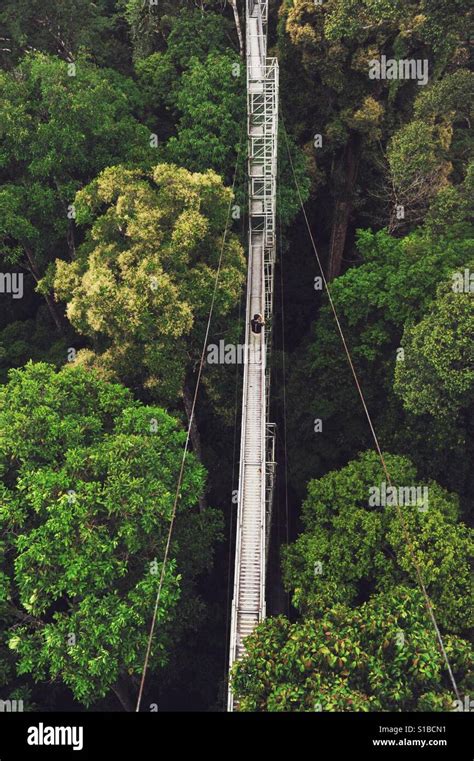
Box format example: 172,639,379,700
136,0,460,715
227,0,279,712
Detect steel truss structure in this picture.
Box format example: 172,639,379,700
227,0,278,712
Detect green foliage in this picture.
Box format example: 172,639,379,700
282,451,473,632
347,227,473,328
52,163,246,403
132,7,229,88
283,0,392,149
121,0,161,60
0,53,152,278
278,129,312,228
386,70,473,226
306,0,470,58
0,362,221,706
0,308,69,383
134,9,309,224
395,276,474,417
134,9,244,186
0,0,117,67
1,0,471,714
414,69,474,126
155,9,229,71
231,587,473,711
163,52,245,179
286,219,473,495
388,119,451,191
135,52,178,119
281,0,472,240
122,2,229,61
424,162,474,238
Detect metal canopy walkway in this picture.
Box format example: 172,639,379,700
227,0,278,712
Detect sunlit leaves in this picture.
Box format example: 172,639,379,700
53,163,245,402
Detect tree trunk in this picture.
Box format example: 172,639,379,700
183,380,207,512
66,220,76,259
43,293,64,332
230,0,244,58
327,134,361,281
24,246,64,332
328,198,352,281
112,675,135,712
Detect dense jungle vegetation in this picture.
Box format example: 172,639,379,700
0,1,472,712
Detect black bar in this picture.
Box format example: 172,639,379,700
0,711,471,759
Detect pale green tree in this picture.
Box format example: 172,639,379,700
52,163,246,434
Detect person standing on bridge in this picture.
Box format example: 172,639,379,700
251,313,265,335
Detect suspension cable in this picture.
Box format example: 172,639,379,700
135,131,245,712
281,114,461,702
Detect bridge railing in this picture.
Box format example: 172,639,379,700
228,0,278,713
248,0,268,23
